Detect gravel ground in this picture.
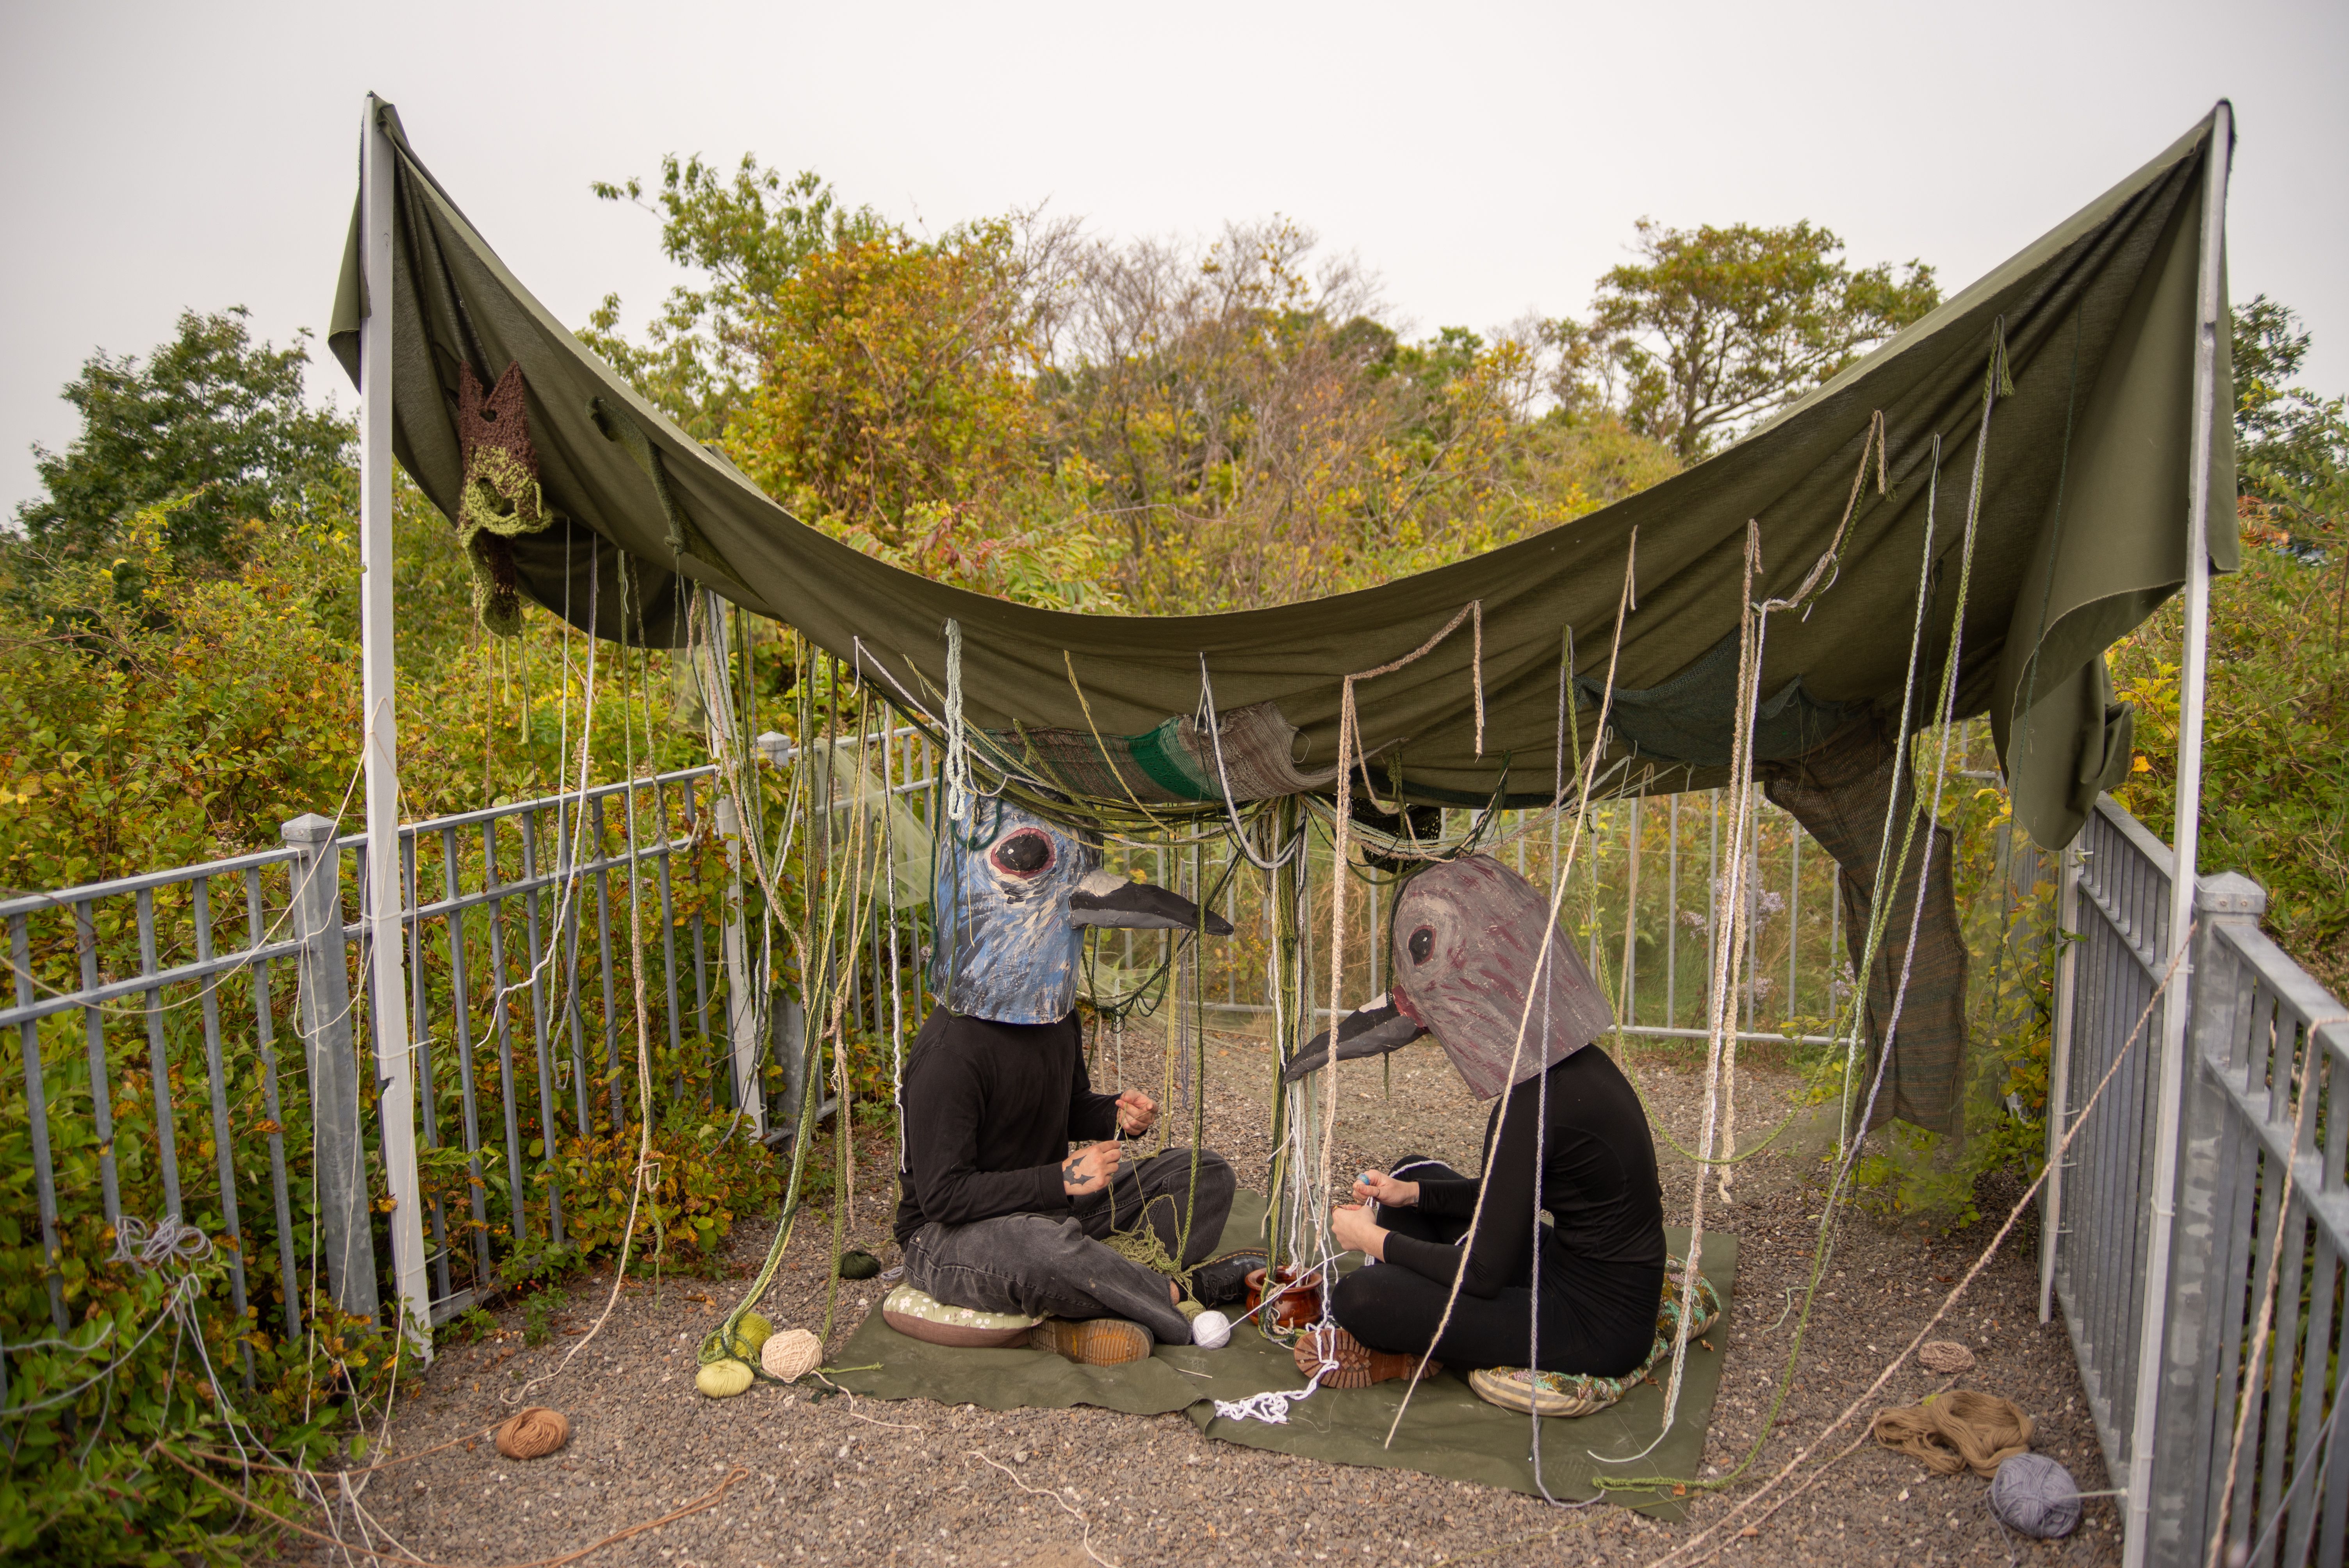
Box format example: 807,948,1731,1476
313,1029,2120,1567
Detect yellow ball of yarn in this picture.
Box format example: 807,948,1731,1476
761,1327,823,1382
725,1311,774,1359
696,1358,754,1398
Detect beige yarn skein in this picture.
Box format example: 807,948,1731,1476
762,1328,823,1382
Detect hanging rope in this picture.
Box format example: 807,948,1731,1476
1382,542,1634,1448
1322,600,1483,1256
1604,335,2013,1505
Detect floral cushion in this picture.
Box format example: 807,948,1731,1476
880,1283,1040,1349
1469,1260,1723,1418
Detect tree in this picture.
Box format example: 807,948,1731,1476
724,220,1059,550
2232,293,2347,528
1554,219,1940,461
581,155,883,441
13,307,353,567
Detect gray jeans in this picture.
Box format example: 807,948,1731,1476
903,1147,1235,1345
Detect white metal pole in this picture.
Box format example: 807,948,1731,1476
2038,842,2082,1324
2123,98,2230,1566
360,98,433,1360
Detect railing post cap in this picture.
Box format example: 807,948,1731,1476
755,731,792,764
2195,870,2266,919
282,813,340,846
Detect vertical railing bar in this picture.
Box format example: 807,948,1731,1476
482,819,528,1264
592,795,621,1132
1828,858,1842,1025
247,865,299,1333
135,887,183,1219
685,782,713,1107
13,914,70,1333
1625,797,1641,1030
1706,791,1720,1025
655,776,685,1103
191,877,253,1384
1743,796,1760,1035
1666,793,1679,1031
2249,1182,2310,1567
520,806,565,1249
440,825,493,1282
405,833,452,1308
2276,1213,2336,1567
2226,1001,2287,1561
1787,820,1800,1022
348,840,390,1314
561,803,592,1142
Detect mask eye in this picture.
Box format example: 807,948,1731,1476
990,829,1055,878
1408,926,1435,965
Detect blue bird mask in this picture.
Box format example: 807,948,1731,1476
930,800,1233,1024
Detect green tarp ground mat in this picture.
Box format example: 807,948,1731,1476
333,99,2235,852
825,1194,1736,1519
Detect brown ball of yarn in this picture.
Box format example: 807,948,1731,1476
495,1406,570,1459
1919,1340,1977,1374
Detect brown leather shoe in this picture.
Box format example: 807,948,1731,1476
1032,1316,1153,1367
1293,1324,1436,1388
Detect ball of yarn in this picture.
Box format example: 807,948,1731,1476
696,1358,755,1398
721,1311,773,1360
1919,1339,1977,1374
1989,1452,2082,1539
839,1249,882,1281
494,1406,569,1459
1190,1310,1232,1351
761,1327,823,1382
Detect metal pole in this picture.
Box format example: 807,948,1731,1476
2039,843,2083,1324
1666,794,1679,1028
2123,98,2230,1568
284,814,380,1323
359,99,431,1358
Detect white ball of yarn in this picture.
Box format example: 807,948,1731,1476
1989,1453,2082,1539
1189,1310,1232,1351
761,1327,824,1382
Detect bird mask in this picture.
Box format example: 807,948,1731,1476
1284,853,1612,1099
931,800,1234,1025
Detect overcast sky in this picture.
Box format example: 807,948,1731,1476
4,0,2341,518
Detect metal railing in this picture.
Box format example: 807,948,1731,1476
2,764,734,1370
2042,795,2347,1566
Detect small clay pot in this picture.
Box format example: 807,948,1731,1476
1243,1266,1322,1333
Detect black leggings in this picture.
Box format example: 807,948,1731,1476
1328,1160,1660,1376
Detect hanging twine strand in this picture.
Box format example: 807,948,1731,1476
1321,600,1485,1257
1381,542,1633,1448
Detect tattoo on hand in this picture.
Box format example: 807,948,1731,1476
1063,1155,1086,1188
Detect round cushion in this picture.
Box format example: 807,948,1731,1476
881,1283,1039,1348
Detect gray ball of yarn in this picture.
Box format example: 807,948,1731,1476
1989,1452,2082,1538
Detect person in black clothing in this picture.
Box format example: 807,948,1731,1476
891,802,1252,1359
1329,1046,1665,1375
1283,853,1667,1379
893,1007,1238,1349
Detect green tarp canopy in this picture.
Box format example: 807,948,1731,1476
331,98,2233,852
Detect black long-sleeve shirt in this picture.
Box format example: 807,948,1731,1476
892,1007,1120,1245
1383,1048,1665,1299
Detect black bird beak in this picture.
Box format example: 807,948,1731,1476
1067,870,1236,934
1281,994,1429,1083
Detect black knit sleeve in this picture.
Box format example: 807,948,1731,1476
1381,1082,1540,1299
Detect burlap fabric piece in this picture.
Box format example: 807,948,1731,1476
1873,1388,2035,1477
